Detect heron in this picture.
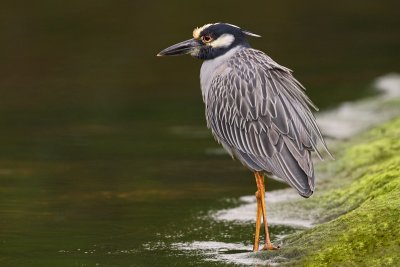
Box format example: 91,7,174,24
157,23,331,251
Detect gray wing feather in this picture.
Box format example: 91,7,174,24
205,48,330,197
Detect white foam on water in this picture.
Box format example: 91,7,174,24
317,73,400,140
374,73,400,98
171,241,282,266
213,189,313,228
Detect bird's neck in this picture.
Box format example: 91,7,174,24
200,45,245,103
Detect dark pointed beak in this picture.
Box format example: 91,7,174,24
157,38,201,57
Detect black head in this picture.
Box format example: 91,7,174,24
157,23,260,60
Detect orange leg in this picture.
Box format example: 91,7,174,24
253,189,262,251
254,171,278,251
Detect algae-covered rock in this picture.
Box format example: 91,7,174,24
259,116,400,266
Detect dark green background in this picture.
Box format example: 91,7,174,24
0,1,399,266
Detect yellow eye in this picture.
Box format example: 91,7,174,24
201,35,213,43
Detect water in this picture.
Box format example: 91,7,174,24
0,1,399,266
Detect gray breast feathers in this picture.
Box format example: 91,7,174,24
204,48,331,197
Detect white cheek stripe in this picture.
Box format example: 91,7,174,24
210,34,235,48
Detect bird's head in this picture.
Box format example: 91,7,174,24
157,23,260,60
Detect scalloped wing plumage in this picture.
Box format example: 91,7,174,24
205,48,330,197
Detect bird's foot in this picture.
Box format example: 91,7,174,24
262,243,279,250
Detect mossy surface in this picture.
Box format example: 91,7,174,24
256,117,400,266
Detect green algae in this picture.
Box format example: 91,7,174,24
288,159,400,266
257,117,400,266
315,116,400,221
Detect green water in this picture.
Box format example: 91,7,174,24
0,1,399,266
